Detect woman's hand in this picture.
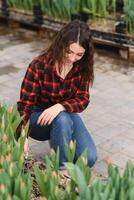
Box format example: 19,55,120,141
24,138,29,159
37,103,65,126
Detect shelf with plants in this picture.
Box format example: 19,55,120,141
7,0,33,15
123,0,134,34
0,0,134,48
0,0,133,34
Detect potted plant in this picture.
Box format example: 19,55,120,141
71,0,89,22
115,0,126,35
115,15,126,34
116,0,124,13
1,0,9,17
124,0,134,34
33,1,43,25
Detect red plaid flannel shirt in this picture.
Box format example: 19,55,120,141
16,56,90,139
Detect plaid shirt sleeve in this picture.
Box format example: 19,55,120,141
16,60,40,139
60,77,90,112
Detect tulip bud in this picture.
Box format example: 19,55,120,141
6,195,12,200
1,115,5,129
66,182,70,193
9,163,14,176
0,168,3,175
7,106,13,114
5,154,11,162
0,184,6,193
104,156,112,165
69,140,74,150
50,148,55,156
3,135,8,143
7,144,11,152
82,157,88,166
0,155,4,165
40,196,47,200
20,153,24,162
52,171,57,178
54,186,59,196
20,180,25,190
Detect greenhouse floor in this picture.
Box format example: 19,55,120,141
0,24,134,177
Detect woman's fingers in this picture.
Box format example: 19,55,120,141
41,114,51,125
47,115,55,125
37,104,62,126
37,111,48,125
37,111,53,126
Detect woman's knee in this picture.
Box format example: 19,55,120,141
30,111,42,126
87,149,97,167
69,113,81,122
53,111,73,128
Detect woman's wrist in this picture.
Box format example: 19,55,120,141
57,103,66,112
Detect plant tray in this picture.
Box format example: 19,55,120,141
0,9,134,49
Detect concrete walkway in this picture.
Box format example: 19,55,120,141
0,26,134,177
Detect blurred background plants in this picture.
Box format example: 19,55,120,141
1,0,133,33
7,0,33,12
124,0,134,33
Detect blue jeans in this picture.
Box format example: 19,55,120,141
29,109,97,167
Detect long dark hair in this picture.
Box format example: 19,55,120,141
39,19,94,85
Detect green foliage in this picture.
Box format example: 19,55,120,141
34,166,60,200
64,139,76,163
87,162,134,200
75,149,91,185
7,0,34,12
1,105,134,199
6,0,116,20
0,105,32,199
5,0,134,32
34,147,60,199
39,0,71,21
65,163,91,200
35,141,134,200
124,0,134,33
45,147,60,173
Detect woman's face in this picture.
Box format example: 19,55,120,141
64,42,85,65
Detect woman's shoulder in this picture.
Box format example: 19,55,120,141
30,54,50,71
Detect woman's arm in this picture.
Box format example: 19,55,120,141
16,60,40,139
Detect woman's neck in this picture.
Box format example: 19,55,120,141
55,63,73,79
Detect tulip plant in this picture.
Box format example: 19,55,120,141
1,104,134,199
35,138,134,200
0,105,32,199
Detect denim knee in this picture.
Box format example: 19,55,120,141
53,111,73,130
88,151,97,168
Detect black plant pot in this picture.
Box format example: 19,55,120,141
115,20,126,34
1,0,9,17
114,17,127,44
116,0,124,13
33,4,43,25
71,12,89,22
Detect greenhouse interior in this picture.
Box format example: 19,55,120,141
0,0,134,199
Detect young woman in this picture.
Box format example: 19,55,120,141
16,19,97,168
